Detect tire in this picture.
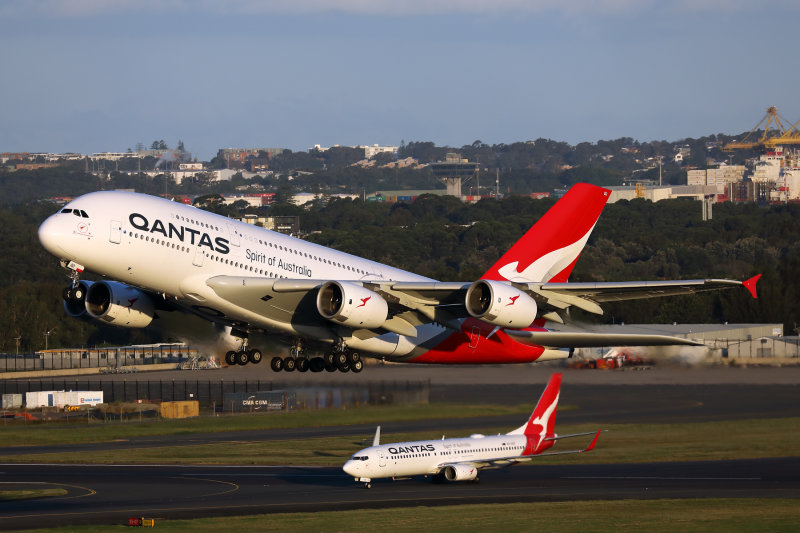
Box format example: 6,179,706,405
225,351,237,366
309,357,325,372
73,286,84,300
296,358,309,372
283,357,296,372
335,352,348,366
248,349,262,364
337,362,350,373
348,352,361,364
236,351,249,365
270,356,283,372
351,360,364,373
324,352,335,366
325,362,337,372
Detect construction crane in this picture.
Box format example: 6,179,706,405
723,106,797,151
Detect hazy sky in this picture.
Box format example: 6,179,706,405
2,1,798,160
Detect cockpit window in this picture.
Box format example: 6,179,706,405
351,456,368,461
70,209,89,218
80,210,89,218
61,208,72,214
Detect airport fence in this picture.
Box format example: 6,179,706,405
0,379,429,411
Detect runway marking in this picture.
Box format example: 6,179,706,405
171,476,240,497
565,476,761,481
0,481,96,500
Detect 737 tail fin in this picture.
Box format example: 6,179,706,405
481,183,610,283
507,372,562,438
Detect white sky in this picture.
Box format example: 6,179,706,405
1,1,798,159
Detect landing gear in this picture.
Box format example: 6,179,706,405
296,358,309,372
363,481,372,489
270,356,283,372
235,351,249,366
283,357,296,372
248,349,262,364
225,351,237,366
309,357,325,372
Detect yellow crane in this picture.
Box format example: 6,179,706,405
723,106,797,151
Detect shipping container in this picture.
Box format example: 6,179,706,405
160,400,199,419
223,391,295,413
2,393,23,409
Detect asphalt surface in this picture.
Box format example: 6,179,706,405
1,458,798,531
1,364,799,530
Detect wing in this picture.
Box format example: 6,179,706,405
505,330,704,347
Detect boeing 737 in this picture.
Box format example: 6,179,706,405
38,183,760,373
343,372,600,487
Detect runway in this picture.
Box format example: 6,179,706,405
1,458,798,531
3,365,799,529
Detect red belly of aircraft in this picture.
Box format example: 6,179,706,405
411,318,546,364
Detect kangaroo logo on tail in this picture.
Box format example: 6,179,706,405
482,184,610,283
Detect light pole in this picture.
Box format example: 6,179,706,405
14,336,20,356
44,329,55,351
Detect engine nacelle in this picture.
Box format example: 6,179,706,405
443,463,478,482
465,280,538,329
85,281,155,328
316,281,388,329
63,280,94,318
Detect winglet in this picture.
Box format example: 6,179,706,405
743,274,761,299
582,429,602,453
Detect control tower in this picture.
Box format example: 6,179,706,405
430,153,478,197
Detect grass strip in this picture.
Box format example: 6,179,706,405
1,416,797,465
6,499,800,532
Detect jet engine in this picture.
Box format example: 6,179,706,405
443,463,478,481
85,281,155,328
63,280,94,318
465,279,538,329
316,281,388,329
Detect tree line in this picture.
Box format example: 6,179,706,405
0,192,794,354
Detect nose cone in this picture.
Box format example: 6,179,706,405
343,460,358,477
38,214,67,258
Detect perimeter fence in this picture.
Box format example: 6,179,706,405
0,379,429,410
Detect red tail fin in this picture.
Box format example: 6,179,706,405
481,183,610,283
523,372,562,437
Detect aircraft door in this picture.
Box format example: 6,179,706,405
468,326,481,349
192,248,205,267
226,223,241,247
109,220,122,244
379,450,387,468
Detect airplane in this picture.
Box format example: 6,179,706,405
343,372,600,488
37,183,760,374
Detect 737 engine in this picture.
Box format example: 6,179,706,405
85,281,155,328
316,281,388,329
443,463,478,481
465,279,538,329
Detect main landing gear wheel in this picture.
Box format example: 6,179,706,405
363,482,371,489
225,351,237,366
324,352,335,366
337,361,350,373
350,359,364,373
296,358,309,372
309,357,325,372
334,352,348,366
270,356,283,372
248,349,262,364
325,361,337,372
235,351,249,366
348,352,360,365
283,357,296,372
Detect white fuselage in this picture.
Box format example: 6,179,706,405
38,191,444,355
343,433,527,480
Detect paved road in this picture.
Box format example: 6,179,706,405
0,458,798,531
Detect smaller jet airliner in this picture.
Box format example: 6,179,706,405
343,373,600,488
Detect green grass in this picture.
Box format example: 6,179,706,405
0,488,67,501
0,402,531,447
1,416,798,466
7,499,800,533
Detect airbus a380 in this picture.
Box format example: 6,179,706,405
38,183,759,373
344,373,600,487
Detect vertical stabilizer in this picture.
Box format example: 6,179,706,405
372,426,381,447
481,183,610,283
507,373,562,438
